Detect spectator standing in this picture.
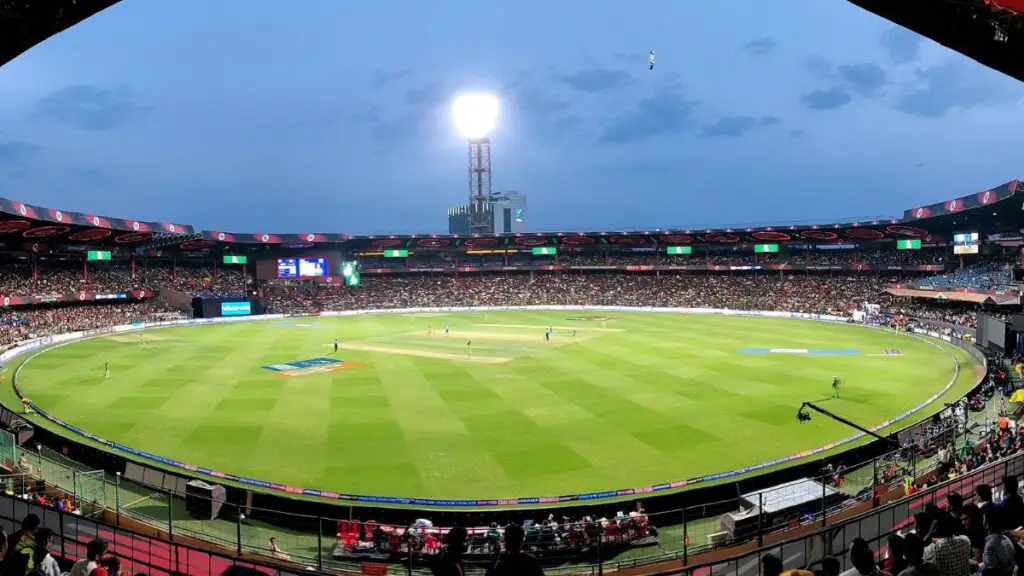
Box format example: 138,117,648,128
977,484,995,515
487,523,544,576
998,476,1024,529
3,514,38,563
3,514,39,576
961,504,986,561
430,526,467,576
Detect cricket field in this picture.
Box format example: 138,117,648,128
10,311,981,505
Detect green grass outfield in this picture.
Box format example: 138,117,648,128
11,311,980,506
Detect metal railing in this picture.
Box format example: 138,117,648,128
0,479,317,576
645,450,1024,576
1,401,999,576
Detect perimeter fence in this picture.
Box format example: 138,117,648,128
0,400,999,576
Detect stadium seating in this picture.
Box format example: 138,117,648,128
911,264,1016,291
264,274,893,316
0,302,184,346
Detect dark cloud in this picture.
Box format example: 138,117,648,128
799,87,852,111
894,59,1022,117
758,116,781,126
837,63,888,97
804,56,834,79
788,129,806,138
359,81,453,145
403,81,448,107
561,68,634,92
35,85,149,131
598,89,698,144
0,136,38,181
741,38,776,55
502,78,583,140
370,69,413,88
880,26,922,64
0,137,37,167
698,116,758,138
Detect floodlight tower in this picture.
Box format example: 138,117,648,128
451,93,499,235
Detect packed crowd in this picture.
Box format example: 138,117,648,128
0,265,137,296
139,266,248,299
0,302,184,347
877,299,983,330
265,274,895,316
358,248,951,270
912,264,1016,292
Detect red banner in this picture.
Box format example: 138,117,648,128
988,0,1024,12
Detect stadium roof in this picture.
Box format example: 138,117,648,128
1,2,1023,254
0,0,121,68
0,179,1019,254
848,0,1024,82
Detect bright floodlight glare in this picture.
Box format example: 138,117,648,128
451,93,499,140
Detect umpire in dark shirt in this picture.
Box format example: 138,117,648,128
487,523,544,576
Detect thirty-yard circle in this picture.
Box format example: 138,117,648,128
15,311,978,505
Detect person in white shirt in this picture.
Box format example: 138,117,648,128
68,538,107,576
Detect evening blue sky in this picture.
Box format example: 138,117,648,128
0,0,1022,234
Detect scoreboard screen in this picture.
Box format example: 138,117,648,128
298,257,327,277
277,258,328,278
277,259,298,278
953,232,980,255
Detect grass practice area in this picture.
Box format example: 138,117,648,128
14,311,980,505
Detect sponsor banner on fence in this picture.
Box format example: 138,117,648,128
0,289,153,308
4,307,976,508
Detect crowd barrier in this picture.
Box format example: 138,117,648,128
1,408,996,576
4,306,978,509
0,490,314,576
644,448,1024,576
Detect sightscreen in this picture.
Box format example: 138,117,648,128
978,313,1007,352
